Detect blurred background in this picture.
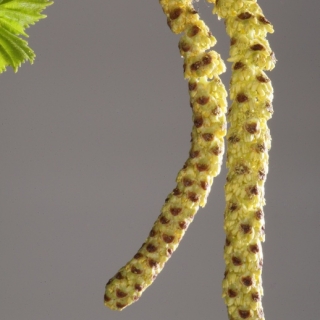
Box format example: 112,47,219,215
1,0,319,319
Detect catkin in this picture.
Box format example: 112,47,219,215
207,0,276,319
104,0,227,311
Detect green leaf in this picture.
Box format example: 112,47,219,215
0,0,53,73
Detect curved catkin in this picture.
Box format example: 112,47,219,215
104,0,227,311
208,0,276,319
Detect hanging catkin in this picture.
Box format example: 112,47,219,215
104,0,228,310
207,0,276,318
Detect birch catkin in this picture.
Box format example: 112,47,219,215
104,0,227,311
207,0,276,319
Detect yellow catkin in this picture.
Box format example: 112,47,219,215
104,0,228,311
208,0,276,319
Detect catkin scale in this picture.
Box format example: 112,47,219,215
104,0,227,311
210,0,275,319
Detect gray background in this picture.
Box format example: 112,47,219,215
1,0,319,319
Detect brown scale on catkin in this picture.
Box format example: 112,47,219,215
207,0,276,319
104,0,227,311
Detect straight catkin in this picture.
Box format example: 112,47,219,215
104,0,227,311
207,0,276,319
